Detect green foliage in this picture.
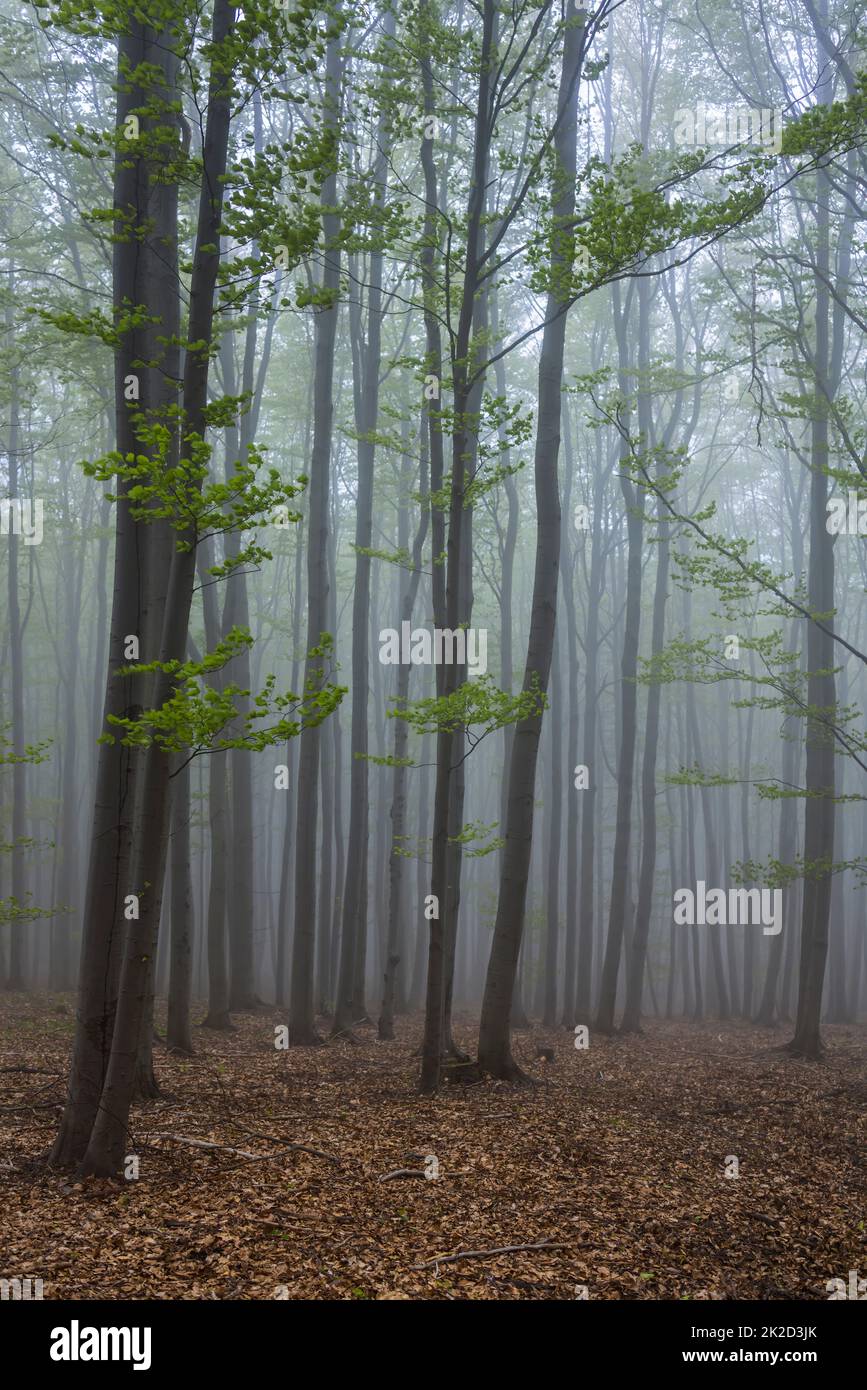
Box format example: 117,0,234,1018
83,428,305,569
101,629,345,760
0,731,52,767
0,733,55,925
732,853,867,890
390,674,547,756
447,819,504,857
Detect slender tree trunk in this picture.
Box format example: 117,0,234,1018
334,15,398,1030
5,281,26,992
420,0,496,1092
289,20,341,1045
543,637,563,1026
53,489,83,992
478,1,587,1078
621,443,670,1031
380,406,430,1038
595,282,642,1035
166,760,194,1054
789,124,836,1057
276,494,305,1009
220,338,257,1012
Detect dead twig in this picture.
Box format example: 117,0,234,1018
411,1239,564,1269
149,1133,263,1160
0,1065,60,1076
149,1132,340,1165
230,1124,341,1164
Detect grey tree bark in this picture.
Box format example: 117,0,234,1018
80,0,234,1175
288,19,342,1044
49,18,175,1167
478,0,588,1078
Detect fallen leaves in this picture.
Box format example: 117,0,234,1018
0,995,865,1299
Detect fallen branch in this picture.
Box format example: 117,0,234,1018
411,1239,564,1269
149,1131,340,1165
150,1133,261,1159
378,1168,427,1182
248,1217,306,1233
0,1102,63,1112
0,1065,60,1076
277,1142,340,1163
231,1124,341,1164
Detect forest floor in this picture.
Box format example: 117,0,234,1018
0,994,865,1300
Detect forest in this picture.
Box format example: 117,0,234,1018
0,0,865,1325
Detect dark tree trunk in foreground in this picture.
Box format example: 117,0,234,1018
478,1,587,1079
420,0,495,1092
80,0,234,1176
49,20,169,1167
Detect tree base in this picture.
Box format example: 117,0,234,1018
44,1127,87,1172
783,1034,824,1061
77,1153,121,1180
199,1013,236,1032
618,1019,644,1037
478,1053,532,1084
329,1023,361,1043
133,1076,161,1103
287,1026,326,1046
443,1058,482,1084
229,995,266,1013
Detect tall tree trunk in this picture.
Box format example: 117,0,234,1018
420,0,496,1092
53,482,83,992
331,70,391,1028
559,409,581,1029
621,435,670,1031
595,280,642,1035
542,636,563,1026
380,404,430,1038
789,86,836,1056
166,759,194,1053
276,481,305,1009
574,429,609,1023
198,542,233,1031
49,19,172,1167
5,278,26,992
220,337,257,1012
289,20,341,1044
81,0,234,1175
477,1,587,1079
